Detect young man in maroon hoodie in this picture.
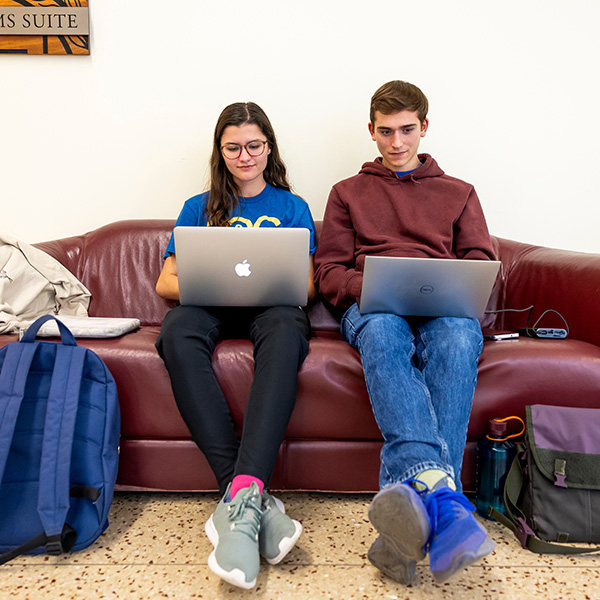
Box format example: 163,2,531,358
315,80,497,585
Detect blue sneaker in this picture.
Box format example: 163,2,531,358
367,483,430,584
423,486,496,583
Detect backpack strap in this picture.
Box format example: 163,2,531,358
0,525,76,566
20,314,77,346
0,342,39,484
37,343,86,554
491,445,600,555
0,335,48,565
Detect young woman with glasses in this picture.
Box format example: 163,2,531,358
155,102,317,589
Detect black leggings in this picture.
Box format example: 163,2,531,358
156,304,310,495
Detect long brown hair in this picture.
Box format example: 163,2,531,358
206,102,291,227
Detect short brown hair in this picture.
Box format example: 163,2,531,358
370,80,429,125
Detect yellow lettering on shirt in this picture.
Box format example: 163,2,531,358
229,216,281,227
229,217,254,228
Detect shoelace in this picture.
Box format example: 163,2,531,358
261,492,273,510
422,487,476,551
227,490,263,542
403,479,476,551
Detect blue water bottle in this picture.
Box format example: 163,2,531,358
475,417,522,519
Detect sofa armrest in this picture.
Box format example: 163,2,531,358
493,237,600,346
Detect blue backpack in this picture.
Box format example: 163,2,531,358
0,315,120,564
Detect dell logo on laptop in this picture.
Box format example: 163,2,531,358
420,285,434,294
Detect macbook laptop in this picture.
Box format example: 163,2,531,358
359,256,501,318
174,226,310,307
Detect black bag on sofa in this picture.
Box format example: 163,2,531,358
491,404,600,554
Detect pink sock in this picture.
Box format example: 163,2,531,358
230,475,264,499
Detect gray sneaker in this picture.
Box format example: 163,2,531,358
259,492,302,564
367,483,431,585
205,482,263,589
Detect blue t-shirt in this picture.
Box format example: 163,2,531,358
395,165,421,178
164,183,317,258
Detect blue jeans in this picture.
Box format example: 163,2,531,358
341,304,483,492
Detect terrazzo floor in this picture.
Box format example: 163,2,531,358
2,492,599,599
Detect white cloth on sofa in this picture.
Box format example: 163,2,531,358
0,233,91,334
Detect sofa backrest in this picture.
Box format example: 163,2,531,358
36,220,175,326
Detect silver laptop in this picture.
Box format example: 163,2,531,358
174,226,310,307
359,256,501,318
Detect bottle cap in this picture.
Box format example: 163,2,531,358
485,416,525,442
488,418,507,439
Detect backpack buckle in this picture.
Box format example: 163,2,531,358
45,535,64,556
516,517,535,549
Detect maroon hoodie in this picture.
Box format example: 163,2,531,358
315,154,497,310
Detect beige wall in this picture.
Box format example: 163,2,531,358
1,0,599,252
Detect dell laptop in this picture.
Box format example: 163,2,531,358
359,255,501,318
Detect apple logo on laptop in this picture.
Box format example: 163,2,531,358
235,259,252,277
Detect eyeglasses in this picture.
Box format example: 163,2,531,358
220,140,269,160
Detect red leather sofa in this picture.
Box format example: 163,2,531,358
3,220,600,494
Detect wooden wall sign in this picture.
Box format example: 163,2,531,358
0,0,89,55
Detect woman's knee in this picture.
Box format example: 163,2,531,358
252,307,310,361
156,305,219,357
254,307,310,339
